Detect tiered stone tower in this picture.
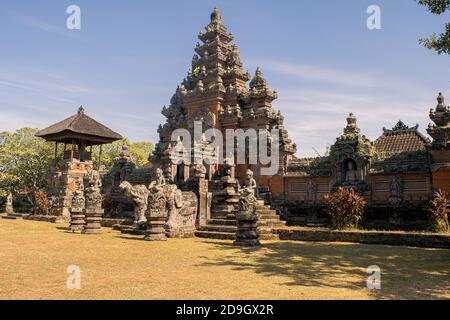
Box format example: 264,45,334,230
151,8,291,239
153,8,296,191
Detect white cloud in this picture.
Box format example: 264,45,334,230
248,60,440,157
18,15,83,40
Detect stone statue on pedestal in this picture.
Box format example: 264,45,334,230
149,168,166,192
145,168,198,240
194,163,207,180
70,181,85,232
241,169,257,197
83,171,103,234
146,169,169,241
119,181,150,228
235,170,260,247
345,161,358,184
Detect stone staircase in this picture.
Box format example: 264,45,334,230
195,200,285,240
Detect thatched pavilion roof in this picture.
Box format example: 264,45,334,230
36,106,123,145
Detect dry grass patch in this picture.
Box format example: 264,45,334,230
0,219,449,300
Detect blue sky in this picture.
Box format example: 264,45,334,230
0,0,448,157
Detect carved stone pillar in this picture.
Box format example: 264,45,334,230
234,190,260,247
83,208,103,234
82,171,103,235
145,209,167,241
235,211,260,247
69,208,85,233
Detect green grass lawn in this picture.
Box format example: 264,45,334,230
0,218,449,300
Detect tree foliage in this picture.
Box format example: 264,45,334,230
0,128,56,210
0,128,154,211
416,0,450,54
92,138,154,169
428,189,449,233
325,187,366,230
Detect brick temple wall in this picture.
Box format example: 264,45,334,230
432,166,450,192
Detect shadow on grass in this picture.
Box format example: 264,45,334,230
197,240,450,300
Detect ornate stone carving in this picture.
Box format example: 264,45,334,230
165,186,197,238
427,92,449,150
389,176,402,206
241,169,257,196
70,180,85,232
83,171,103,234
149,168,166,192
191,107,215,129
306,179,317,202
119,181,149,228
145,171,197,240
344,160,358,184
193,163,207,179
235,170,260,247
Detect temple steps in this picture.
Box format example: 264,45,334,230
195,230,236,240
208,218,237,226
198,224,236,233
194,205,286,241
117,225,146,235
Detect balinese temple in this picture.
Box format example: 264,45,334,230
36,106,122,221
102,9,448,237
152,7,296,187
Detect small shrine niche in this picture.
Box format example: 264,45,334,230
343,158,358,185
329,113,375,192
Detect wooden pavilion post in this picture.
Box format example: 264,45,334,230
71,140,75,161
98,145,103,170
54,142,58,167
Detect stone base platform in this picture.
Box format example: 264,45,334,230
102,218,132,228
2,213,30,220
195,201,285,240
275,227,450,249
23,215,67,223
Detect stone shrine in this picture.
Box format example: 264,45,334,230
36,106,122,222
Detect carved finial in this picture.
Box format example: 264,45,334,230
249,67,268,90
347,113,356,126
78,106,85,115
120,144,130,159
437,92,444,104
211,7,222,24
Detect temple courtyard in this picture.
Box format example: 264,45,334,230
0,218,449,300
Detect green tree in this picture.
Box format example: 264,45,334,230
416,0,450,54
0,128,57,210
92,139,154,169
0,128,154,211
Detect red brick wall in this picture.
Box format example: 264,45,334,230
432,166,450,193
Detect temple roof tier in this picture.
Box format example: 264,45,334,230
36,106,123,145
